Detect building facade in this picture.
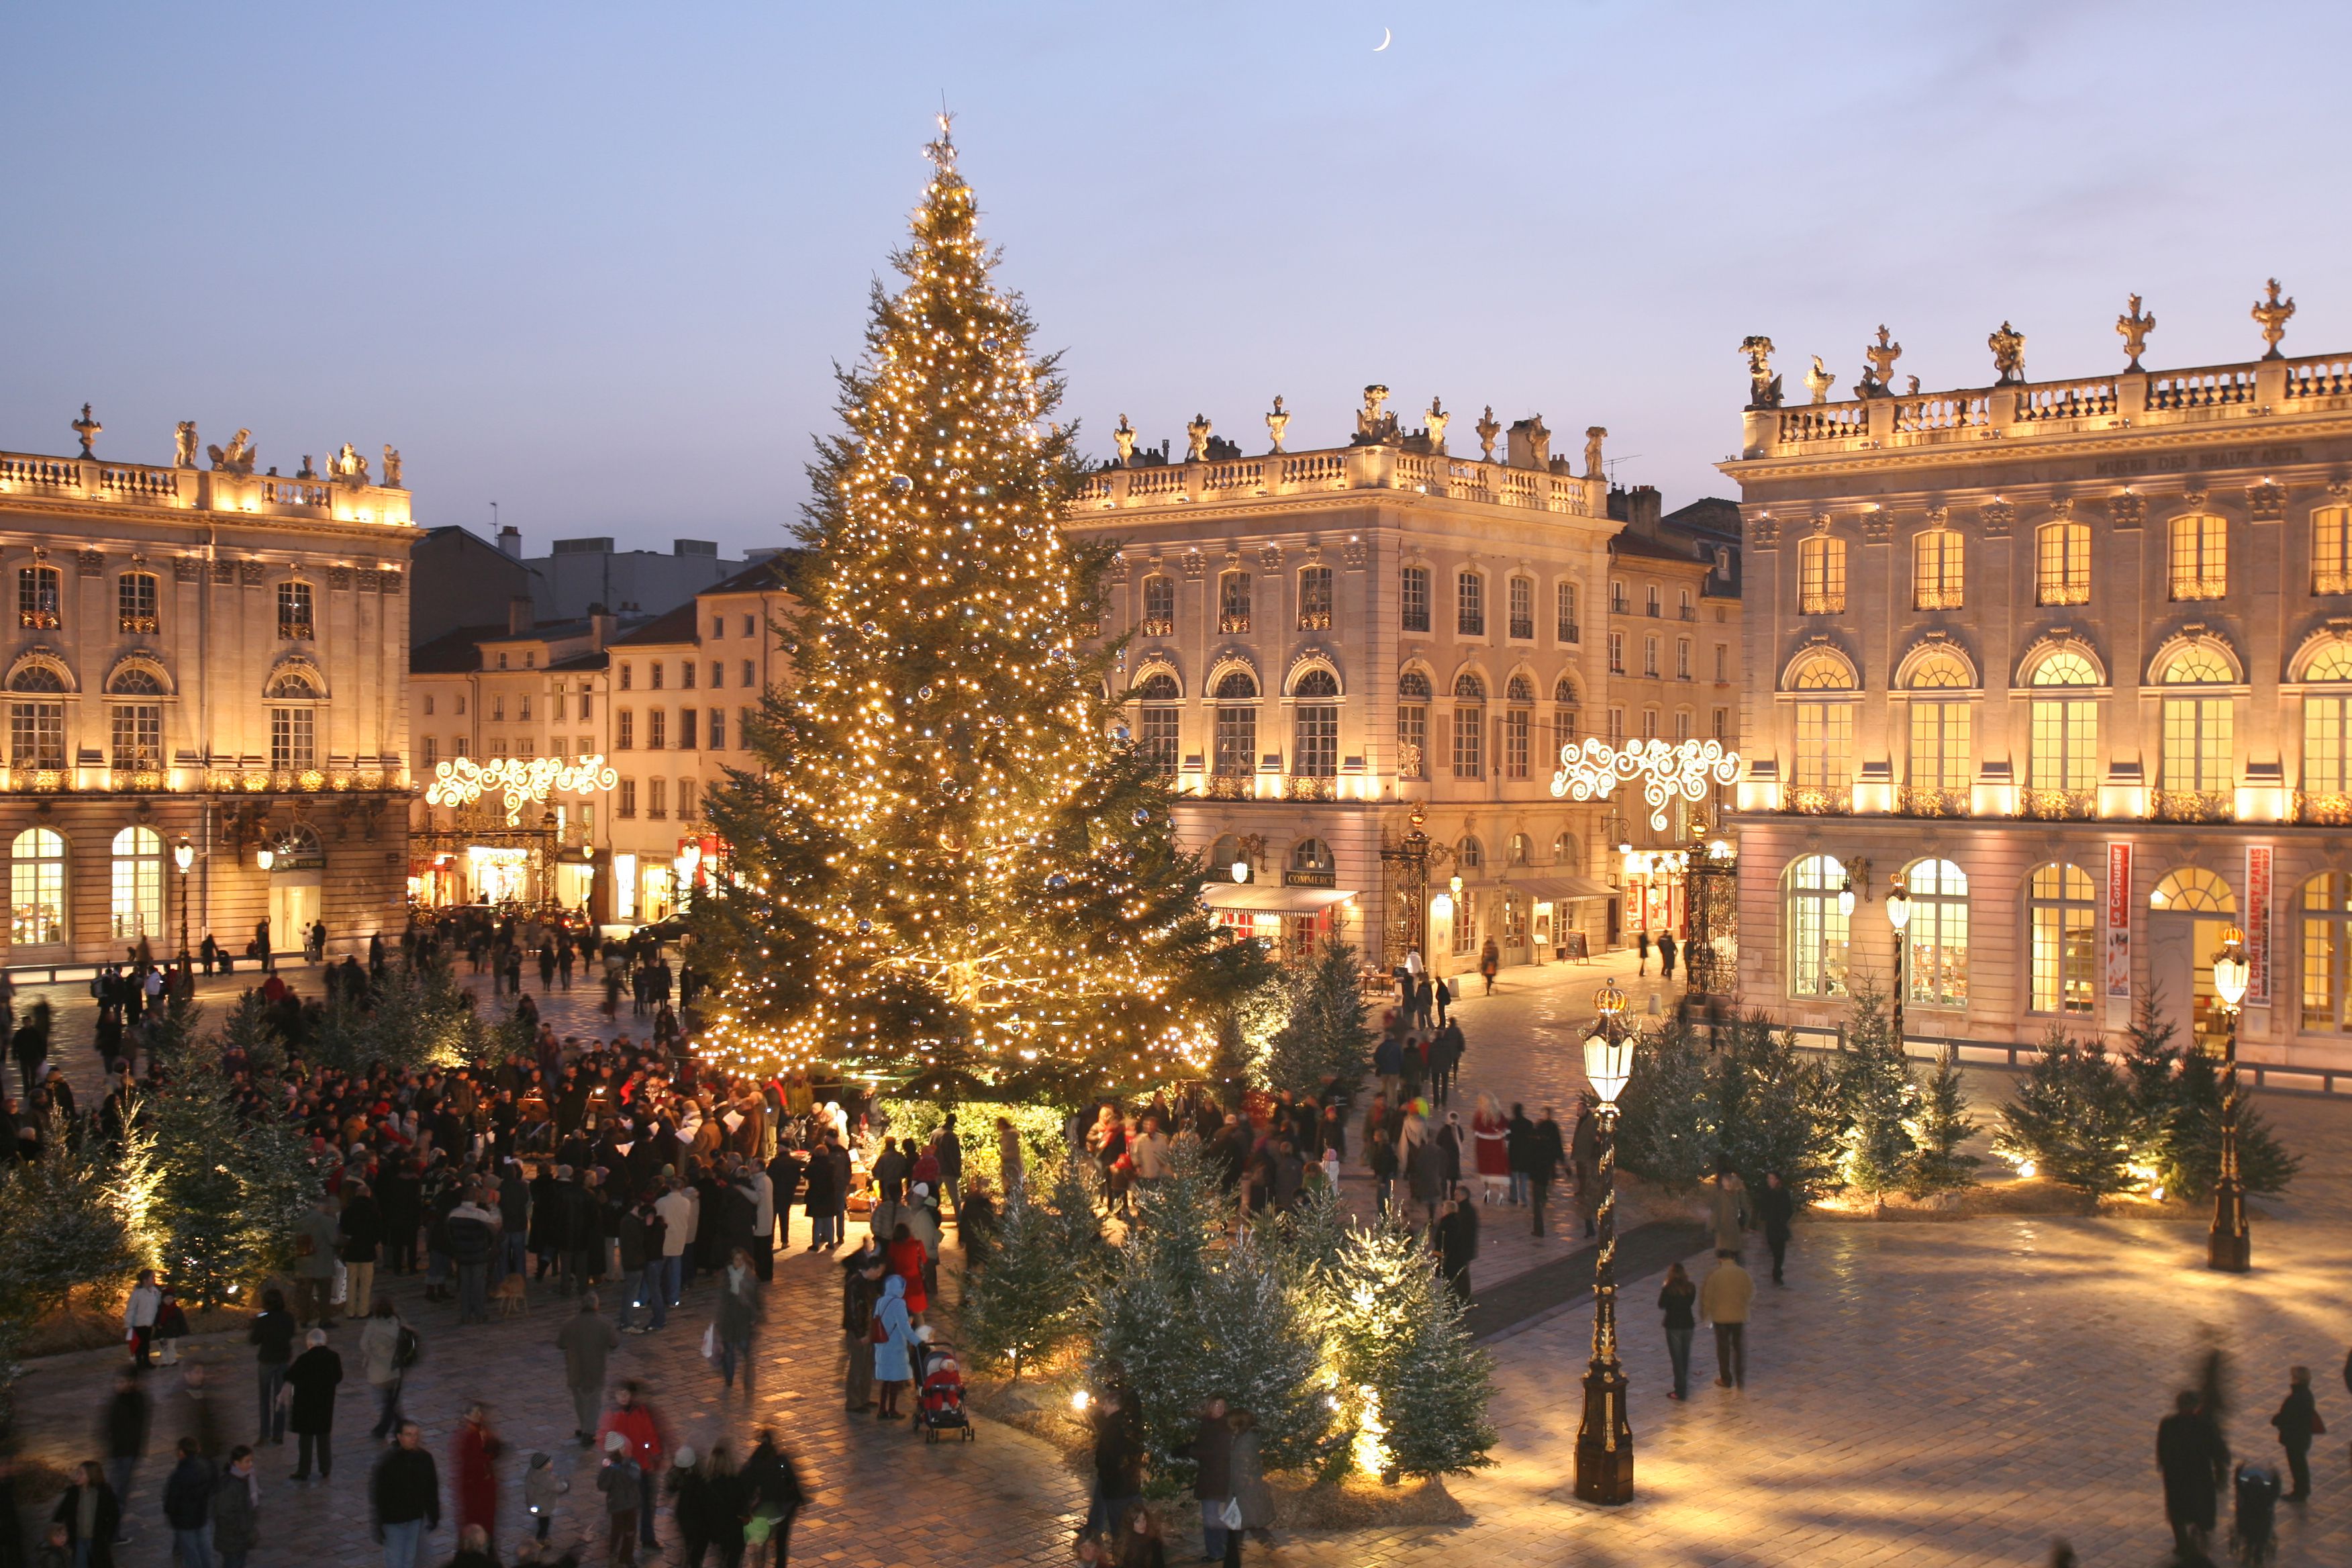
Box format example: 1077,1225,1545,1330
1722,299,2352,1073
1071,388,1738,977
0,415,413,965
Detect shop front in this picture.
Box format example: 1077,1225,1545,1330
1201,882,1356,961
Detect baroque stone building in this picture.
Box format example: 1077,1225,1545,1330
1073,387,1741,978
1722,293,2352,1075
0,414,413,966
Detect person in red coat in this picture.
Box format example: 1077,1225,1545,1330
452,1402,505,1540
885,1222,929,1316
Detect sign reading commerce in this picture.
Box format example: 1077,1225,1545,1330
427,755,619,827
1550,738,1741,832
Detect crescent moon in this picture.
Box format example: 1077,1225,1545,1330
1374,27,1391,50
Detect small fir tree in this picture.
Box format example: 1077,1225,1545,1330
2118,991,2299,1200
1902,1047,1981,1198
1041,1149,1114,1279
1326,1216,1495,1480
961,1173,1088,1377
1261,938,1375,1098
1191,1234,1332,1471
142,1046,322,1308
1712,1014,1841,1200
1834,978,1918,1202
1994,1028,2137,1195
1613,1022,1716,1194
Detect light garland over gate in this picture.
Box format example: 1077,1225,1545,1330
426,755,618,826
1550,737,1741,831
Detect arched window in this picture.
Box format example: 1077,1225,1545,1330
1291,669,1338,779
1904,649,1972,689
1134,671,1179,777
17,565,61,630
2028,648,2100,795
1140,575,1175,633
10,828,64,945
7,664,65,693
1136,671,1180,701
1457,835,1483,869
266,668,322,699
1452,673,1485,779
2168,511,2227,601
1508,832,1530,866
1209,834,1246,878
2301,873,2352,1032
1787,651,1855,801
2028,863,2098,1014
1784,854,1849,997
1212,670,1257,779
1501,675,1534,778
2303,641,2352,803
1552,831,1578,865
1397,669,1430,782
111,824,162,942
267,667,320,773
1798,534,1846,614
2158,646,2234,795
1904,649,1973,802
2037,520,2092,605
108,665,165,696
1551,676,1580,767
1289,838,1334,875
2149,867,2235,912
1785,650,1856,691
1506,674,1534,703
1912,528,1963,610
1900,859,1968,1006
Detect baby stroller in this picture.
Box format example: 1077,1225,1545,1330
915,1337,974,1443
2232,1461,2280,1565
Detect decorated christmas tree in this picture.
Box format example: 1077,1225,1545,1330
696,120,1267,1096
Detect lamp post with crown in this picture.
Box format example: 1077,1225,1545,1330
2208,926,2251,1272
172,836,195,975
1573,980,1636,1504
1885,874,1912,1055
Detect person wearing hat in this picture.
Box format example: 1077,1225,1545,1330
595,1430,642,1568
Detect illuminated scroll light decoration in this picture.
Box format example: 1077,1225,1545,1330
1550,737,1741,832
427,755,618,827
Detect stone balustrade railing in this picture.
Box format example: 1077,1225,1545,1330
1745,349,2352,460
0,452,413,525
1067,443,1602,519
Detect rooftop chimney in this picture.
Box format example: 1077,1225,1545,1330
497,524,522,559
588,601,616,651
507,595,532,636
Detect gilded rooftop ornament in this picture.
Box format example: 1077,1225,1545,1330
1988,321,2026,385
1804,356,1835,405
2117,293,2156,371
1858,326,1902,399
1263,395,1289,454
70,403,101,458
1475,404,1501,460
2253,278,2296,360
1740,335,1782,409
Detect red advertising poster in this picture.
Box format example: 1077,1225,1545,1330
2245,844,2272,1005
2105,842,2132,999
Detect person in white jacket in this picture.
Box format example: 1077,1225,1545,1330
125,1267,162,1366
739,1166,775,1281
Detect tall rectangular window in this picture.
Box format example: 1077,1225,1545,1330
1793,701,1853,789
2168,513,2228,600
681,660,696,689
579,690,593,722
1907,701,1971,790
277,581,313,640
1912,530,1964,609
678,778,697,822
707,708,725,751
1607,707,1625,745
1714,707,1728,739
1798,536,1846,614
1213,705,1256,777
1551,707,1577,766
422,736,438,767
9,703,64,768
1716,644,1729,683
1502,707,1530,779
2306,696,2352,795
117,572,159,634
1643,635,1660,677
1398,703,1426,780
1293,703,1338,777
648,709,668,749
1455,572,1484,637
1400,566,1430,633
648,777,668,819
270,707,315,771
1218,571,1251,634
1556,581,1579,643
1676,638,1692,680
1296,567,1332,630
618,778,636,818
111,705,162,771
1608,632,1625,674
2316,507,2352,595
2030,700,2097,789
2162,696,2233,791
678,709,697,750
1508,577,1534,640
1451,703,1484,778
650,663,665,690
615,709,634,748
1141,574,1175,634
1139,708,1180,776
2038,522,2092,605
16,566,60,630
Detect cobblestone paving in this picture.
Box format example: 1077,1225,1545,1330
11,958,2352,1566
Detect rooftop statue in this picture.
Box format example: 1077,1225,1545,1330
207,428,255,474
1740,335,1782,409
1264,395,1289,454
2253,278,2296,360
1185,412,1212,462
1475,405,1501,460
1988,321,2027,385
1424,396,1449,454
1112,413,1137,464
2117,293,2157,371
1804,356,1835,405
1857,325,1902,399
174,421,198,469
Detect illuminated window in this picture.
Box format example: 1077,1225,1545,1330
1400,566,1430,633
1798,535,1845,615
117,572,159,634
111,703,161,771
1786,650,1855,691
1907,701,1970,791
2037,521,2092,605
1556,581,1579,642
1794,702,1852,791
17,566,61,630
2315,507,2352,595
1784,854,1849,997
1451,673,1485,779
11,828,65,944
2304,643,2352,797
277,581,314,640
110,824,162,942
1297,567,1333,630
1218,571,1252,634
270,707,315,771
2168,512,2227,600
2159,645,2233,793
1212,670,1257,778
1141,574,1175,634
2149,867,2234,914
1397,671,1429,781
1912,529,1963,609
2028,648,2100,791
2028,863,2098,1014
1291,668,1338,777
2302,873,2352,1032
1900,859,1968,1006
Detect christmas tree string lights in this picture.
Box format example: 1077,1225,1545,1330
693,119,1268,1097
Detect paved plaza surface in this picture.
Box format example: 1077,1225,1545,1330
8,953,2352,1566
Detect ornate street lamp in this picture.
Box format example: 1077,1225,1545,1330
1575,980,1636,1505
1378,803,1449,969
1885,875,1911,1053
173,835,195,972
2208,926,2251,1272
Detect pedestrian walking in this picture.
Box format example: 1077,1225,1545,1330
371,1422,440,1568
51,1462,121,1568
247,1289,295,1447
839,1243,883,1412
713,1246,762,1391
103,1368,150,1517
1225,1409,1274,1560
124,1269,162,1368
1469,1098,1508,1205
1530,1107,1567,1238
595,1383,665,1552
1710,1165,1747,1257
360,1298,412,1442
1757,1172,1795,1285
1177,1397,1234,1563
1433,976,1452,1028
291,1195,340,1328
1435,1187,1479,1303
871,1275,914,1421
557,1294,620,1445
1085,1385,1144,1542
2269,1366,2321,1501
1478,936,1500,995
1657,930,1677,981
524,1452,569,1542
1698,1249,1751,1390
160,1438,213,1568
211,1449,257,1568
597,1433,643,1568
1658,1262,1698,1400
452,1404,503,1542
2156,1390,2228,1557
281,1329,342,1482
1634,928,1650,977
